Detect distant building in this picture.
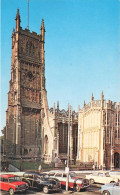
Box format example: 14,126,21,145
77,92,120,169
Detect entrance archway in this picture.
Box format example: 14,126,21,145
114,152,120,168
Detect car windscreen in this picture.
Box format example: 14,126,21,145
36,175,49,180
9,176,20,182
69,172,77,177
105,172,110,177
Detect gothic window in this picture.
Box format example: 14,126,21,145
115,130,117,138
36,93,39,103
29,42,32,54
24,148,28,155
107,113,110,125
58,123,68,154
115,114,117,126
119,130,120,138
26,42,29,53
73,124,78,156
26,41,35,56
15,92,17,101
118,113,120,126
115,113,120,126
105,112,110,125
106,130,109,138
104,113,106,125
32,44,35,55
13,69,16,81
32,92,36,102
44,135,48,154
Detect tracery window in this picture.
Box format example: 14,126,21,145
26,41,35,55
59,123,68,154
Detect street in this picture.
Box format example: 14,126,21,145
0,171,103,195
1,184,101,195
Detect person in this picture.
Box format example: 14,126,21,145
38,165,42,173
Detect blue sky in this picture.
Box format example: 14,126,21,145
1,0,120,133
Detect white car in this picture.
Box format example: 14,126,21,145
86,172,118,184
101,182,120,195
47,170,89,192
109,171,120,180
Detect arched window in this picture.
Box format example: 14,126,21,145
114,152,120,168
44,135,48,154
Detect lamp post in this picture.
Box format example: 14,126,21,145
111,127,113,170
66,104,70,191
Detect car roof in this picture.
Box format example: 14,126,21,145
49,170,75,173
0,174,17,178
24,172,47,176
49,170,69,174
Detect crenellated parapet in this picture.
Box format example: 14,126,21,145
80,92,120,113
49,106,78,122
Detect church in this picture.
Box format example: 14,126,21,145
3,9,120,170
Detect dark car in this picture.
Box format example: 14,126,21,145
22,172,61,194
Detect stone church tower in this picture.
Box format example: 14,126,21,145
4,9,46,159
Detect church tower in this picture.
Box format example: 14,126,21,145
4,9,46,159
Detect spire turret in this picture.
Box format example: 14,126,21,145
83,100,86,107
101,91,104,100
91,93,94,101
101,91,104,108
53,103,56,115
12,28,15,49
15,9,21,32
41,19,45,42
12,28,15,34
57,101,59,111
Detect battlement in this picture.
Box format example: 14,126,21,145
82,93,120,112
18,27,42,40
49,107,78,120
14,9,44,40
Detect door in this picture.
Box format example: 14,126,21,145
2,178,9,191
114,152,120,168
113,183,120,195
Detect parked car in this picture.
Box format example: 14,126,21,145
101,181,120,195
109,171,120,180
86,172,118,184
47,170,89,192
0,174,29,195
22,171,61,194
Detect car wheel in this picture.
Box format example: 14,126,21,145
76,184,81,192
43,186,49,194
90,179,94,184
9,188,14,195
102,190,110,195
